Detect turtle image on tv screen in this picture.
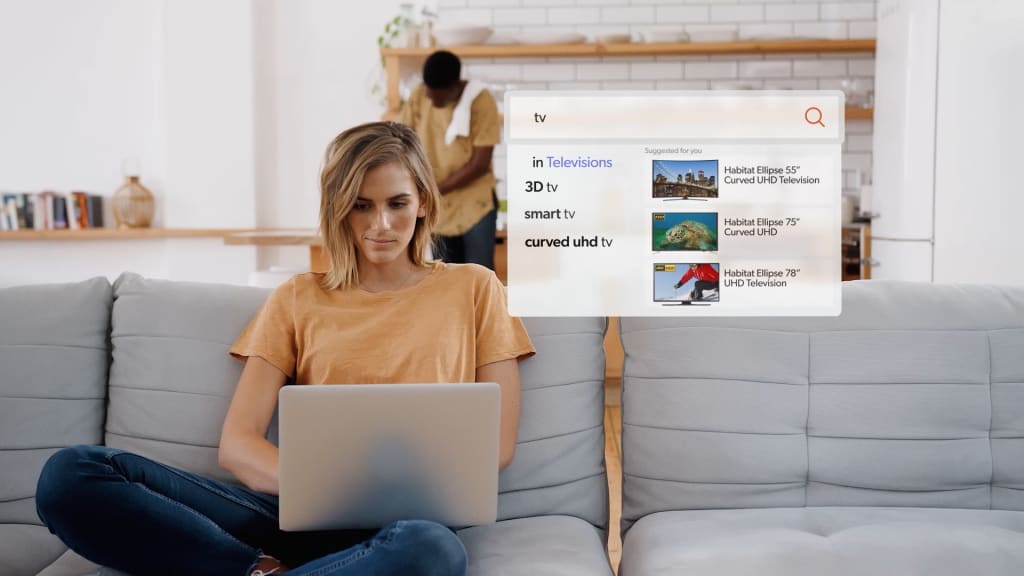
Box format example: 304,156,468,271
652,212,718,251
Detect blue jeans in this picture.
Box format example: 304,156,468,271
35,445,467,576
435,198,498,270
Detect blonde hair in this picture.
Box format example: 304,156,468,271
318,121,440,291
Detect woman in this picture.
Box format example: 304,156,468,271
35,122,535,576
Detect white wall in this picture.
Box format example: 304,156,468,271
0,0,407,286
0,0,165,197
162,0,257,229
253,0,408,269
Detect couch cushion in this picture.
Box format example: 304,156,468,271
498,317,608,529
106,273,272,483
620,507,1024,576
34,550,98,576
0,525,70,576
0,277,112,573
620,281,1024,532
35,549,132,576
459,515,612,576
49,517,613,576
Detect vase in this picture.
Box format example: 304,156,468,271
112,174,155,229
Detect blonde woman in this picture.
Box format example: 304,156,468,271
36,122,535,576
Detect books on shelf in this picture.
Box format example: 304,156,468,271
0,192,104,231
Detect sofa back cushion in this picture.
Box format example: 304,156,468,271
0,277,112,573
620,281,1024,532
107,274,608,530
500,317,608,528
106,273,271,483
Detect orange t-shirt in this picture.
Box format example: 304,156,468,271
229,262,535,384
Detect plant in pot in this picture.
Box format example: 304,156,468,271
369,4,435,111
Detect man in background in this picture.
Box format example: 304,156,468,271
400,50,500,269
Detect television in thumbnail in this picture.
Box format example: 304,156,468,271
652,212,718,252
653,263,720,305
652,159,719,199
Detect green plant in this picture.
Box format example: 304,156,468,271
370,6,415,106
377,13,412,65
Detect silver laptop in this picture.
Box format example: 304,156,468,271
277,382,501,531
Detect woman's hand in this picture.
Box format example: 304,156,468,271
218,357,288,494
476,359,522,470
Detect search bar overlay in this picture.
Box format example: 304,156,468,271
505,91,844,317
508,91,844,141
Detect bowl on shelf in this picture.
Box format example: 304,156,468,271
486,34,519,45
638,30,689,44
738,31,791,42
513,31,587,45
688,30,739,43
596,33,632,45
432,25,493,46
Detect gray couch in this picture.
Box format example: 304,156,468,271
619,281,1024,575
0,273,614,576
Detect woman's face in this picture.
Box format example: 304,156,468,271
346,162,426,265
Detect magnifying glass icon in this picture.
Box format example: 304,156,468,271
804,106,825,127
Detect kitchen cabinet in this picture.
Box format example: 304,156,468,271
842,224,873,281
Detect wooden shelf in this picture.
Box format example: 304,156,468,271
222,229,321,246
386,107,871,121
844,106,873,120
0,228,264,241
381,38,876,59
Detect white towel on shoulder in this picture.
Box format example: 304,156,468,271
444,80,488,145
